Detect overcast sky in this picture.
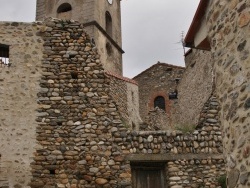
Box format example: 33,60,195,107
0,0,199,78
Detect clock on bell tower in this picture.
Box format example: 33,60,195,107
36,0,124,75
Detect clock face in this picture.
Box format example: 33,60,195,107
107,0,113,4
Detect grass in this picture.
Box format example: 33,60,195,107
175,124,196,133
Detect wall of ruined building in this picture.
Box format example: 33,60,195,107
115,93,224,187
26,19,225,188
172,49,214,127
0,22,44,188
141,108,171,131
0,18,226,188
204,0,250,187
107,72,142,129
134,63,184,126
29,18,129,188
118,95,225,187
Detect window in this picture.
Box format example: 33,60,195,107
0,44,9,66
106,42,113,55
166,67,172,72
154,96,166,111
105,11,112,37
57,3,72,20
169,90,178,100
131,162,166,188
175,78,181,84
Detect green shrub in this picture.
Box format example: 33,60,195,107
218,174,227,188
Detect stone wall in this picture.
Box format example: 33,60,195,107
0,22,44,188
30,18,130,188
107,72,142,129
172,49,214,126
0,18,226,188
204,0,250,187
28,19,225,188
141,108,171,131
134,62,185,125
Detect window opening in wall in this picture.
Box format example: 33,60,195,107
57,122,62,126
190,62,196,68
131,91,135,103
131,162,166,188
0,44,10,66
169,90,178,100
166,67,173,72
154,96,166,111
175,78,181,84
106,42,113,56
105,11,112,37
57,3,72,19
71,71,78,79
49,169,55,175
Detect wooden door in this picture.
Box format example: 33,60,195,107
131,162,166,188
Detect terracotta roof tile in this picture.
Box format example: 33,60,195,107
105,71,138,85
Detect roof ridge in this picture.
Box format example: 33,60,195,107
133,61,185,79
105,71,138,85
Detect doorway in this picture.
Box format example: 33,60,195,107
131,162,166,188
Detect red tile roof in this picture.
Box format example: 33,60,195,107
105,71,138,85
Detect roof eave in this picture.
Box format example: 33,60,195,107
184,0,210,47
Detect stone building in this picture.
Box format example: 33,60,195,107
134,62,184,129
0,0,233,187
185,0,250,187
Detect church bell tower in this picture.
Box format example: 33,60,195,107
36,0,124,75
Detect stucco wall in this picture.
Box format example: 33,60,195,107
204,0,250,187
172,49,214,126
0,22,43,188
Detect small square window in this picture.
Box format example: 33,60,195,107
0,44,10,66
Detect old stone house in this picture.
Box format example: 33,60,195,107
184,0,250,187
133,62,185,129
3,0,250,187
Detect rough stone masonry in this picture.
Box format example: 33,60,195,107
0,17,227,187
205,0,250,187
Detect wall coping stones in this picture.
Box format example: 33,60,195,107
126,153,224,161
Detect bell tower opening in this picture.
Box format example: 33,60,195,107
105,11,112,37
57,3,72,20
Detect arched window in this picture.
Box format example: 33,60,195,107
105,11,112,37
57,3,72,19
154,96,166,111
